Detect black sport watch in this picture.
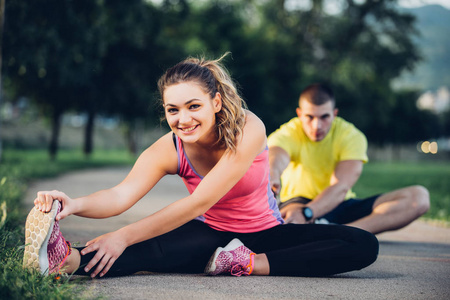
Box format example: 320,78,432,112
302,207,314,221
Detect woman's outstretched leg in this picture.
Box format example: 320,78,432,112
74,220,227,277
23,201,226,277
245,224,378,277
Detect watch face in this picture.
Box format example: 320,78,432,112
303,207,313,220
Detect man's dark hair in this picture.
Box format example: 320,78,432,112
299,83,335,106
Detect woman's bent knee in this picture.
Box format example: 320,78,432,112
362,231,379,267
350,227,379,269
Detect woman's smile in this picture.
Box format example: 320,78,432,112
179,125,199,133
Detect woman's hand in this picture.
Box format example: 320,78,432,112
81,230,128,278
34,190,77,221
280,203,309,224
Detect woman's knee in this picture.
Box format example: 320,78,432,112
347,226,379,267
361,230,378,265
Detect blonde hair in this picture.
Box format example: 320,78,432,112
158,53,247,152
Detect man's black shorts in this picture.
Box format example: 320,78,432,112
278,195,380,224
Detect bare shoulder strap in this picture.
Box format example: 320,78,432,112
172,132,177,149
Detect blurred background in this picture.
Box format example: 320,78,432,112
0,0,449,222
1,0,449,160
0,2,448,296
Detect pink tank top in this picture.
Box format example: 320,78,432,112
175,135,283,233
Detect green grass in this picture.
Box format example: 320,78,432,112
353,161,450,223
0,230,92,300
0,148,134,300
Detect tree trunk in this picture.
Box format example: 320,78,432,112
84,111,95,158
49,109,62,161
125,121,137,157
124,119,144,157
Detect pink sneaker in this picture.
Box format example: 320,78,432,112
23,200,71,275
205,238,255,276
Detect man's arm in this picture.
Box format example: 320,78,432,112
307,160,363,218
268,146,291,196
281,160,363,223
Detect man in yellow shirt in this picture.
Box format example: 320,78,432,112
268,83,430,234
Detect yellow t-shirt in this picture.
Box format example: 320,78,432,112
267,117,368,202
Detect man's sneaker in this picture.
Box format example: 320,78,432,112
204,238,255,276
23,200,71,275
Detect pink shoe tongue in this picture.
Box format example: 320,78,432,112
47,202,69,273
48,202,62,245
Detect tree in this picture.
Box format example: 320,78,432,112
307,0,421,144
3,0,107,159
251,0,424,142
3,0,433,158
81,0,158,156
97,0,193,155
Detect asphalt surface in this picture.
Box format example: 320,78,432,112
23,167,450,300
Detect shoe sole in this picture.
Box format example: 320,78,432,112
23,201,59,275
204,238,244,274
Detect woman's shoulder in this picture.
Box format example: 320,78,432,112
139,131,178,174
241,110,266,152
145,131,176,149
244,110,265,133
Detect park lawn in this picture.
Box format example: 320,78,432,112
353,161,450,223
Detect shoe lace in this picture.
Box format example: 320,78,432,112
230,253,255,277
50,240,72,275
230,264,249,276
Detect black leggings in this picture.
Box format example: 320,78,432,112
74,220,378,277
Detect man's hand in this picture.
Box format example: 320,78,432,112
280,203,312,224
270,178,281,197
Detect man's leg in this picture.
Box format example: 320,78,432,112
348,185,429,234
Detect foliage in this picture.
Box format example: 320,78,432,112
386,90,443,141
3,0,445,158
3,0,109,159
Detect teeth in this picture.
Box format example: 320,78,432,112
181,126,196,132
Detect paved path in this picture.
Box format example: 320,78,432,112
23,167,450,299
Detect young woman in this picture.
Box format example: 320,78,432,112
24,54,378,278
